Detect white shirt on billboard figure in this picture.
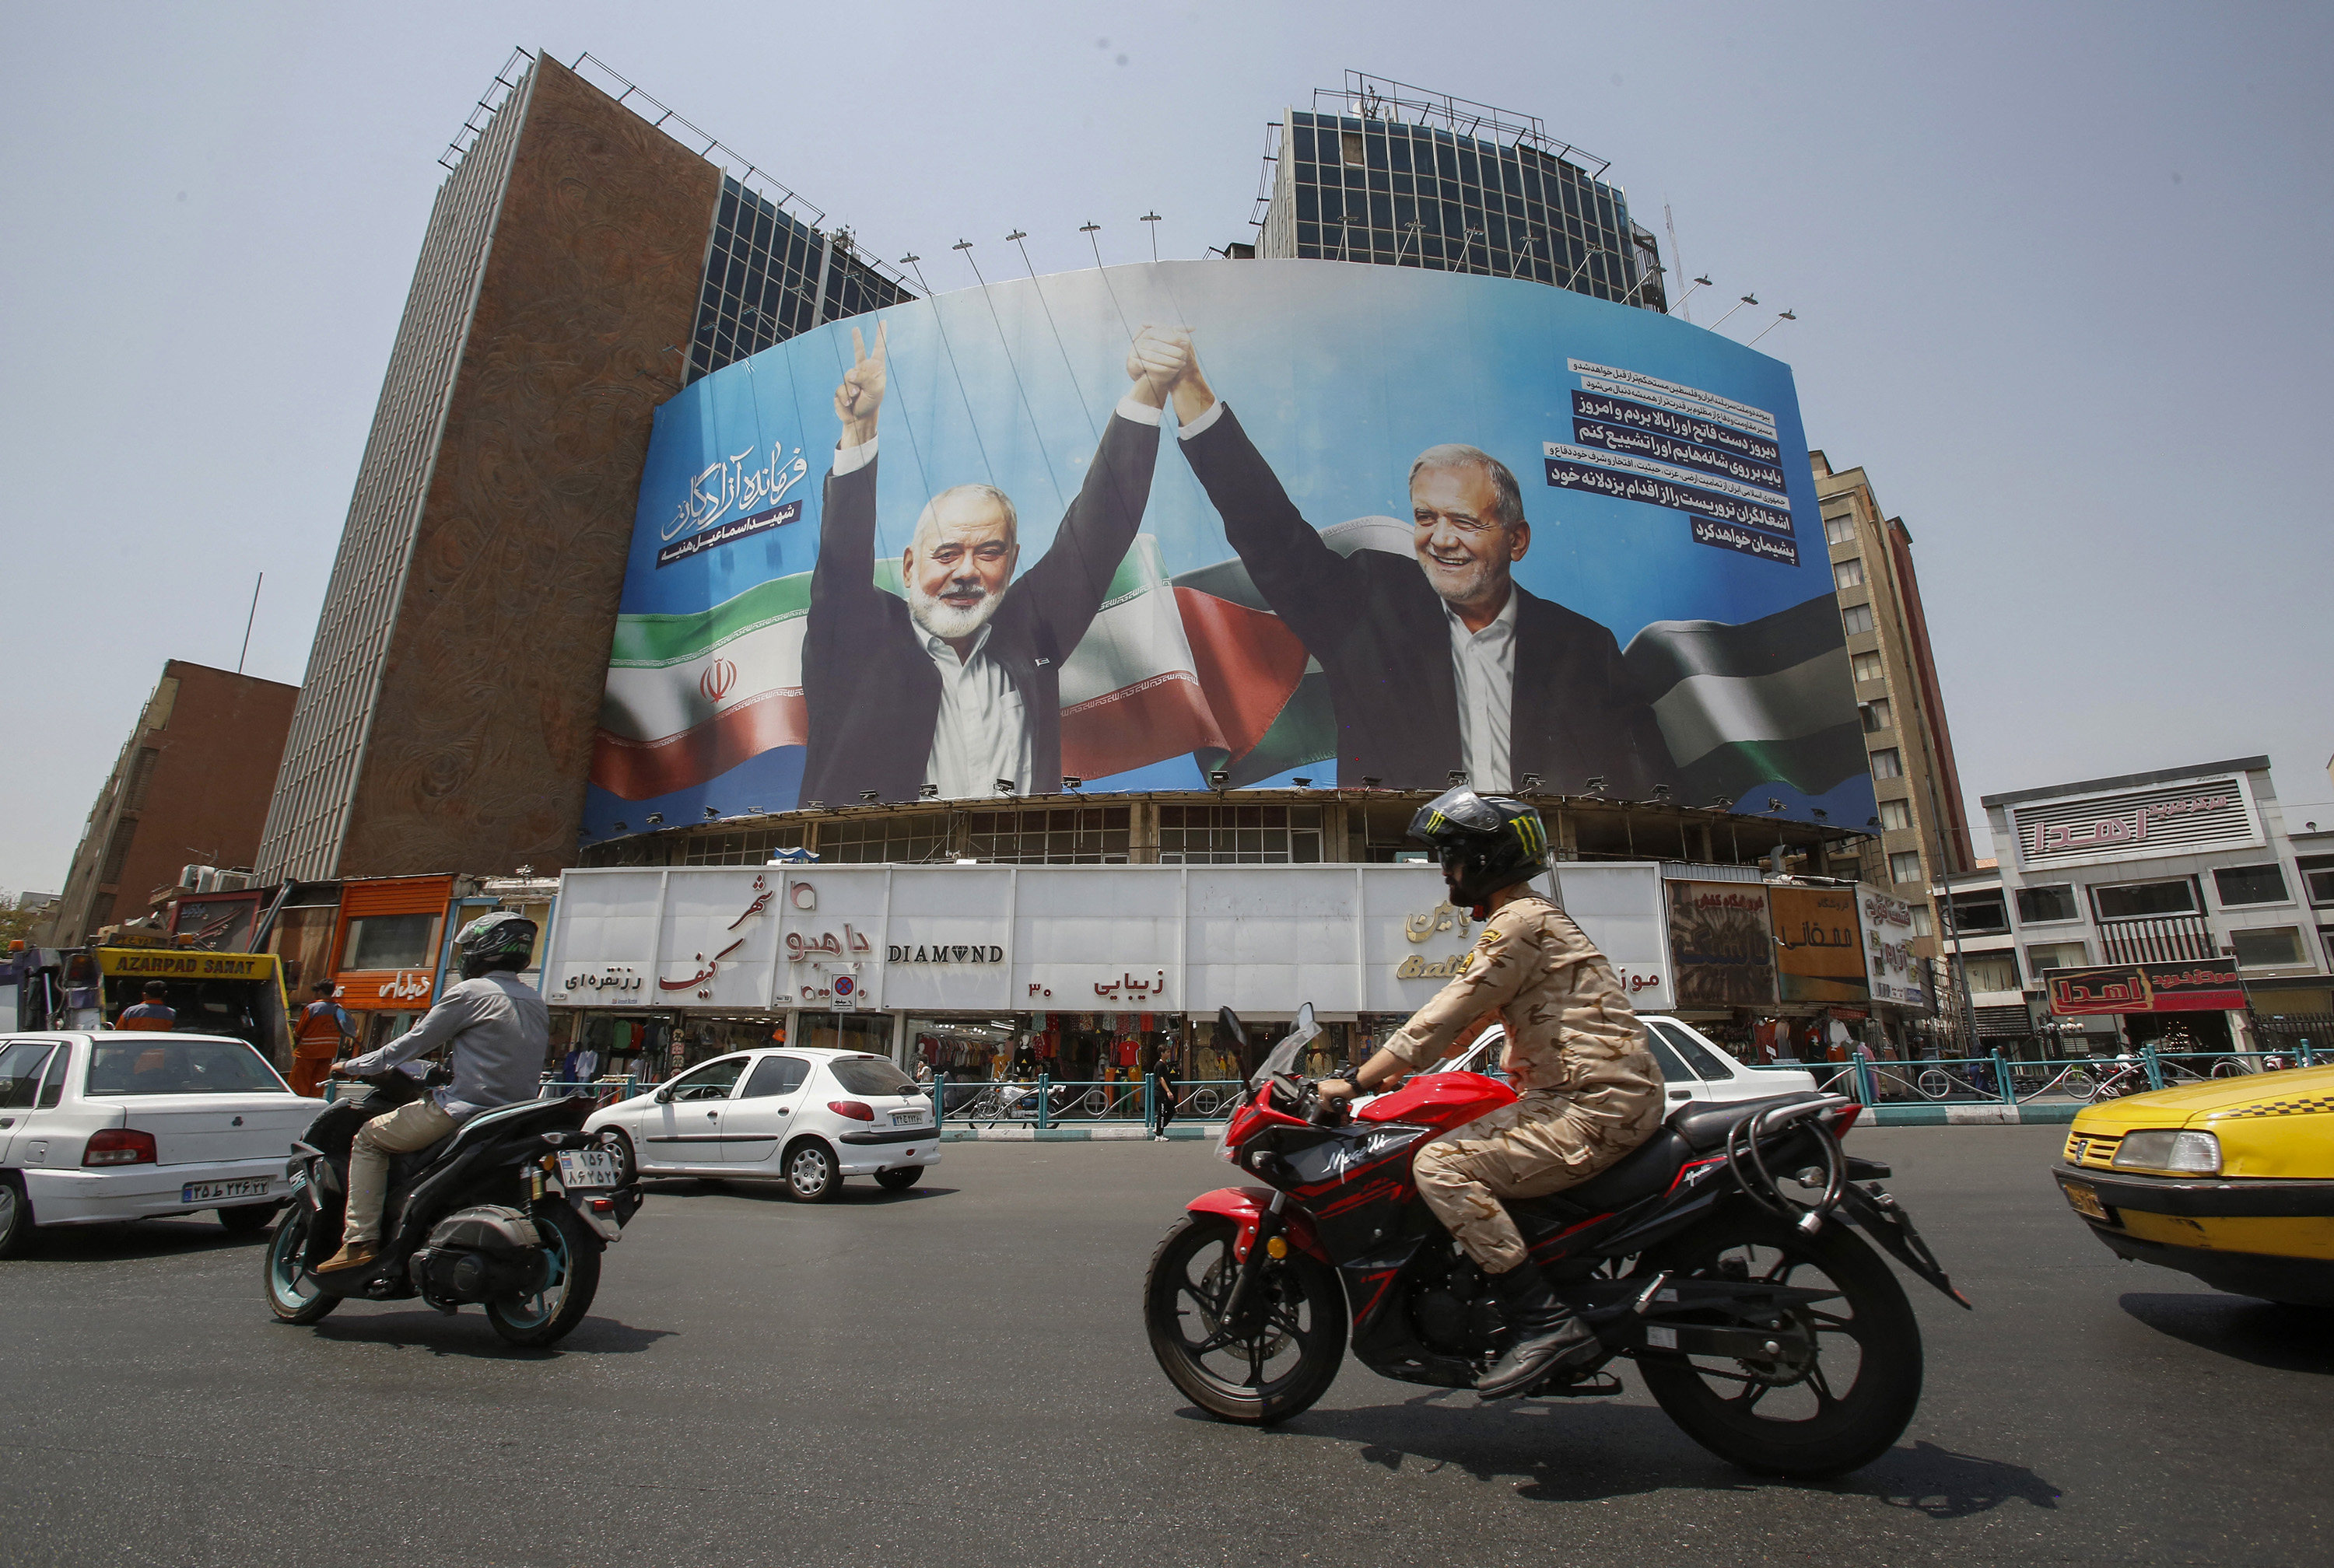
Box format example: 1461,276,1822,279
800,322,1186,807
1155,337,1676,800
1448,588,1517,793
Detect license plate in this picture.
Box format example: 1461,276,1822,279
558,1150,623,1190
2062,1181,2110,1221
183,1178,271,1203
890,1110,929,1127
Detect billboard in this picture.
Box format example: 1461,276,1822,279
1667,880,1777,1008
587,260,1870,841
2045,961,2247,1016
1856,884,1927,1007
1769,884,1870,1005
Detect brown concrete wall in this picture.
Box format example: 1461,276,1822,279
337,56,719,877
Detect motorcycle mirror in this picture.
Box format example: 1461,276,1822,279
1217,1006,1249,1052
1295,1002,1314,1034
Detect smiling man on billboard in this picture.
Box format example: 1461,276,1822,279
800,323,1188,803
1160,341,1673,796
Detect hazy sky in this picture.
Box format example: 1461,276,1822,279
4,2,2329,896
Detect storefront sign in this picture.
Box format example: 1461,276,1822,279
1856,885,1926,1007
1667,881,1777,1008
889,943,1005,964
95,949,276,982
2046,959,2247,1016
2011,776,2259,870
564,965,644,995
1770,885,1870,1006
1547,865,1672,1012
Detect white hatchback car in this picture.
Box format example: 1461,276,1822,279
586,1048,940,1202
1428,1014,1818,1108
0,1032,319,1255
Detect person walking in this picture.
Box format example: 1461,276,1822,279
289,981,355,1097
1150,1053,1181,1142
114,981,177,1031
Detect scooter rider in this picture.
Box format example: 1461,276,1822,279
1316,786,1663,1398
315,912,549,1278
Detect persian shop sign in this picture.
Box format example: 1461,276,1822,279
2013,779,2255,869
2045,960,2246,1017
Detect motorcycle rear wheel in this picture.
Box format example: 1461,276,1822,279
1635,1209,1922,1478
262,1204,340,1325
1144,1214,1345,1426
485,1203,601,1349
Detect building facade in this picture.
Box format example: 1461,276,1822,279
254,51,910,887
1948,757,2332,1057
1811,451,1974,986
1253,74,1665,310
47,661,297,946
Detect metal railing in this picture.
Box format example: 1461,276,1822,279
1807,1041,2321,1108
916,1075,1249,1131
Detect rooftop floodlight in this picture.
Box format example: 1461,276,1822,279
1712,796,1733,810
995,779,1018,796
1291,776,1313,788
1652,784,1672,803
1448,770,1467,787
1208,769,1228,790
1362,776,1382,789
920,782,939,799
645,812,664,825
1868,816,1882,828
1747,309,1799,347
1519,772,1544,793
612,821,627,833
860,790,880,803
1710,292,1761,331
1584,775,1608,796
1064,775,1084,790
1768,798,1785,813
807,800,825,810
1812,807,1828,821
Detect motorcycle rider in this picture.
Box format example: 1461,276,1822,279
1317,786,1662,1398
315,912,549,1278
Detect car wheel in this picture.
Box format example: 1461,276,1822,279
875,1167,922,1192
598,1127,639,1184
0,1175,37,1259
218,1203,279,1236
783,1139,841,1202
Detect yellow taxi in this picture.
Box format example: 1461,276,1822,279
2053,1063,2334,1306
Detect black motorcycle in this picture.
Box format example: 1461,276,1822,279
263,1066,643,1347
1147,1008,1971,1477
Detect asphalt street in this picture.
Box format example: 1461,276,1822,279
3,1124,2329,1567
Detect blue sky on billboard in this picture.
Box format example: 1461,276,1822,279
587,260,1874,838
2,2,2329,888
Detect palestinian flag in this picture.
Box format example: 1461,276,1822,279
1621,593,1866,802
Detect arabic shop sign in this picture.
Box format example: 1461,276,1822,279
1856,885,1926,1008
1770,886,1870,1006
2012,779,2256,869
564,965,644,995
2046,959,2247,1017
1023,971,1169,1002
661,874,779,1001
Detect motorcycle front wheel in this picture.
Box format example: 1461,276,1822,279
1144,1214,1345,1426
262,1203,339,1325
1635,1209,1922,1478
485,1202,601,1349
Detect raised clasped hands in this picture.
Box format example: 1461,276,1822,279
1125,324,1191,408
835,320,888,446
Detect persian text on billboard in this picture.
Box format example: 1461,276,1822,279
1667,880,1776,1008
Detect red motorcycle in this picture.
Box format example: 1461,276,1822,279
1144,1007,1971,1477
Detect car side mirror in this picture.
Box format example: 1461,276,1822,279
654,1087,673,1104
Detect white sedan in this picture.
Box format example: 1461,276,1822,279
1425,1014,1818,1108
586,1048,939,1202
0,1032,320,1255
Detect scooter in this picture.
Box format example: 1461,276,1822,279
1145,1006,1970,1478
262,1065,643,1346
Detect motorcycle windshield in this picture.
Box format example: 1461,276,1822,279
1248,1004,1321,1090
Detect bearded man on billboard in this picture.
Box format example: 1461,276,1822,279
800,323,1186,803
1162,342,1674,797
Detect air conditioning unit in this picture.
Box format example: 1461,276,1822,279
214,870,251,892
180,863,214,891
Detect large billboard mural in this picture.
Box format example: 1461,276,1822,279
586,259,1873,841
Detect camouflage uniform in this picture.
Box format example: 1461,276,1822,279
1384,894,1663,1272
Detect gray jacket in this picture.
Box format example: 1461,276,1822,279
345,972,548,1121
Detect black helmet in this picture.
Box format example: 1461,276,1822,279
1408,786,1550,912
455,911,538,979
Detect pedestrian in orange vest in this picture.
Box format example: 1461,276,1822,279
289,981,356,1097
115,981,177,1031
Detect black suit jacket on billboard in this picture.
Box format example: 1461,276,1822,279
1179,405,1677,797
800,413,1161,805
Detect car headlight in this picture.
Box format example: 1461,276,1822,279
2110,1129,2220,1175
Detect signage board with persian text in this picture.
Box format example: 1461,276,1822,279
1769,884,1870,1005
2045,959,2247,1016
2010,775,2261,872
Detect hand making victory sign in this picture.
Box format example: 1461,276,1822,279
836,320,888,447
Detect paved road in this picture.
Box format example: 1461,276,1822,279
3,1125,2329,1566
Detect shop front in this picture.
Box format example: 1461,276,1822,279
328,875,456,1049
540,863,1680,1087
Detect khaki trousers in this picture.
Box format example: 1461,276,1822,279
1411,1090,1662,1273
342,1099,457,1244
